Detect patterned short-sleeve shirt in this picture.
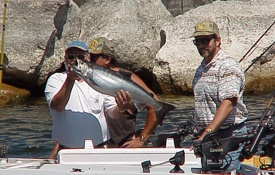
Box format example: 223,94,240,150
192,49,248,126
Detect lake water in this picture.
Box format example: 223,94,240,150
0,94,274,158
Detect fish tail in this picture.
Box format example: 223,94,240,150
156,102,176,126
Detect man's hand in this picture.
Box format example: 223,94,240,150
121,135,146,148
66,64,80,81
115,90,136,114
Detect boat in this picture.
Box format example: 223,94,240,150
0,138,274,175
0,139,200,175
0,118,274,175
0,97,274,175
0,121,274,175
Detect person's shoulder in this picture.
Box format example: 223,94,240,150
219,50,239,65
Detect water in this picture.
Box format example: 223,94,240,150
0,98,54,158
0,94,274,158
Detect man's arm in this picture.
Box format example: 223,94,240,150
120,72,159,148
198,97,237,140
139,105,158,140
121,104,158,148
50,70,78,112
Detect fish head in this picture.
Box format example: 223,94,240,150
77,58,94,76
68,58,93,78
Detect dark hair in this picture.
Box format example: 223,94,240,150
212,34,221,47
55,61,66,73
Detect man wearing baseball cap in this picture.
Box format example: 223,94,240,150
190,21,248,173
65,40,91,53
88,37,160,148
45,40,130,158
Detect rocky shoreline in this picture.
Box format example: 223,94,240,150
0,83,30,106
1,0,274,105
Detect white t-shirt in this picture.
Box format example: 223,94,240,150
44,72,116,148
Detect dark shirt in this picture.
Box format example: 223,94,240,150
106,69,137,147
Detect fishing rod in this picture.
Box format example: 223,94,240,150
244,40,275,73
0,0,7,89
239,20,275,63
245,95,274,122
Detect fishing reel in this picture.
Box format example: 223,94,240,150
148,118,203,148
261,135,275,169
177,118,203,139
239,115,275,161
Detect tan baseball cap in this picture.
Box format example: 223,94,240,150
89,37,117,57
192,21,220,37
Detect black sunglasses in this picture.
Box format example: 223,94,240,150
193,37,215,46
66,54,86,60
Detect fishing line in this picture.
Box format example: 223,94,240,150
244,40,275,73
239,20,275,63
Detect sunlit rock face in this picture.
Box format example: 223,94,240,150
154,1,275,95
1,0,275,96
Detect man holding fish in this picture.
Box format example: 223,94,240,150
45,39,175,158
87,37,172,148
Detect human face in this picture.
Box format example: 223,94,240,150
194,35,220,63
91,54,110,67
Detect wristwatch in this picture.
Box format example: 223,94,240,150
205,128,213,133
139,135,148,145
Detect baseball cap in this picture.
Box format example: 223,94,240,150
192,21,220,37
88,37,116,57
65,40,90,53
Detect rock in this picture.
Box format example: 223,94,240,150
2,0,174,96
2,0,66,95
1,0,274,97
154,0,275,95
0,83,30,106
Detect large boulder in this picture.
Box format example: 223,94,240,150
2,0,67,95
154,0,275,95
1,0,274,97
2,0,173,95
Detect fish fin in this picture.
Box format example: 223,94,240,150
156,102,176,126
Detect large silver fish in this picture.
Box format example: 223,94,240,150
71,59,175,125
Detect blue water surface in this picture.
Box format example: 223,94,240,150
0,94,273,158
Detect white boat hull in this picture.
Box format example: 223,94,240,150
0,139,271,175
0,149,200,175
0,139,201,174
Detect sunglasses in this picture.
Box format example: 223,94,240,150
193,37,215,46
66,54,86,60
